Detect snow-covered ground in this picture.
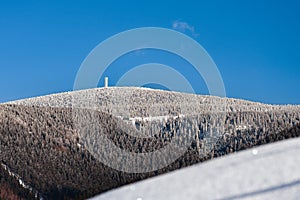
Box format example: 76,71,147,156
122,114,185,126
4,87,300,115
91,137,300,200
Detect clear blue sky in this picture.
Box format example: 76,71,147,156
1,0,299,104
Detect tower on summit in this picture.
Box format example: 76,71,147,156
104,77,108,88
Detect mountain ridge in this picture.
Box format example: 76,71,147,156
0,87,299,199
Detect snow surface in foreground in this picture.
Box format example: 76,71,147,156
91,138,300,200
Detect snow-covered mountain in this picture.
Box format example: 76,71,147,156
0,87,299,199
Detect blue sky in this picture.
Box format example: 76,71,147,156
0,0,299,104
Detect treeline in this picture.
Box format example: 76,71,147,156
0,164,34,200
0,103,300,199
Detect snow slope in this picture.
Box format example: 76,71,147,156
91,137,300,200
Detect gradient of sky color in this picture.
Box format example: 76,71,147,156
0,0,299,104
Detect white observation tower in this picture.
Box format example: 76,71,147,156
104,77,109,88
